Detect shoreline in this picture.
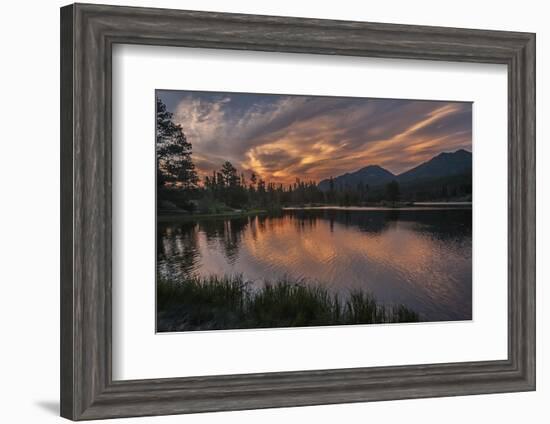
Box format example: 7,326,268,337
283,202,472,211
157,209,269,222
158,202,472,221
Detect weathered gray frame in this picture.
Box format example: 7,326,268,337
60,3,536,421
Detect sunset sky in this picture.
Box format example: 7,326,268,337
157,90,472,186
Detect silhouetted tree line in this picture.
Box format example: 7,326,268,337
156,98,471,214
201,169,331,211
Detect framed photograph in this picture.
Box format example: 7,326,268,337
60,3,535,420
155,90,473,332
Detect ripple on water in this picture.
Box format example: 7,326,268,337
157,208,472,321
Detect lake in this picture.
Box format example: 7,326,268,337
157,207,472,322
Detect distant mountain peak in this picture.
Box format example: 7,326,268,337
397,149,472,182
318,163,395,191
356,164,394,175
435,148,471,157
318,149,472,191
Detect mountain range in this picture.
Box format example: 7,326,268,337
318,149,472,191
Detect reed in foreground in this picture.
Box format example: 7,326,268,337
157,275,420,332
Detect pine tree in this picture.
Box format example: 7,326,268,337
221,161,239,187
249,172,257,190
385,180,400,202
156,97,198,189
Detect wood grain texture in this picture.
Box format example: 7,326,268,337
60,4,75,419
60,3,536,420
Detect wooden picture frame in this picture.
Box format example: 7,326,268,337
60,3,535,420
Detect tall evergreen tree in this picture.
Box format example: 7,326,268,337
156,97,198,189
249,172,257,190
385,180,400,203
221,161,239,187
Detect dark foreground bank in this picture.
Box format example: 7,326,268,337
157,275,420,332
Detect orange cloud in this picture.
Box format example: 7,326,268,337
159,90,472,186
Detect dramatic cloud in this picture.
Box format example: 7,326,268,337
157,90,472,185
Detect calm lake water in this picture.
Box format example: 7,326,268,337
157,207,472,322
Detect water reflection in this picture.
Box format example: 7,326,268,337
157,208,472,321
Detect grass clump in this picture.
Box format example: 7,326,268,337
157,275,420,332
